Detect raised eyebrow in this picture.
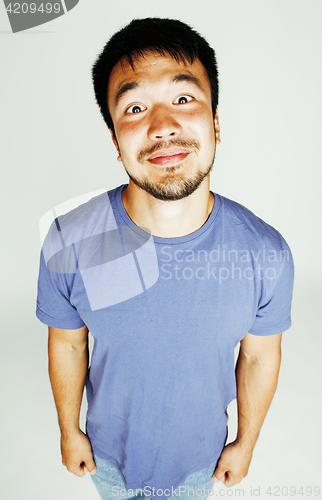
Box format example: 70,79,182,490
114,81,140,107
171,73,204,91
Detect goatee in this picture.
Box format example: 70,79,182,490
126,163,214,201
123,138,216,201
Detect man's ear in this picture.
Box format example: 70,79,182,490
109,128,122,162
214,107,221,144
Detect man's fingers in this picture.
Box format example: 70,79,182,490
76,458,96,477
212,466,226,483
77,463,88,477
85,456,97,475
213,469,242,488
80,450,97,476
68,463,87,477
65,457,96,477
222,472,239,488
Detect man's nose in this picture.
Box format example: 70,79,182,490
147,105,182,140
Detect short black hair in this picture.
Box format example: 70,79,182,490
92,18,219,132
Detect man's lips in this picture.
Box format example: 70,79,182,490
147,148,191,166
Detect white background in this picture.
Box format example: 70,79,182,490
1,1,321,499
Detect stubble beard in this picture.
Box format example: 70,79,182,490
124,139,216,201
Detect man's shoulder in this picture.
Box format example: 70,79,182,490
40,185,123,262
42,185,122,236
56,185,122,227
56,190,111,231
216,194,290,252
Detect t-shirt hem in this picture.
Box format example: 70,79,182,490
91,440,223,498
249,318,291,336
160,453,221,493
36,308,85,329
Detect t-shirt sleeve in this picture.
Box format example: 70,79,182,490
36,250,85,330
248,241,294,336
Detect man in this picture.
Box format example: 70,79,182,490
36,18,294,500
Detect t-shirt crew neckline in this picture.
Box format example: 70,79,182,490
114,184,221,246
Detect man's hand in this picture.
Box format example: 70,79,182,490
61,429,96,477
212,440,252,487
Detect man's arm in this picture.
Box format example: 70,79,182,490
48,326,96,477
213,332,282,487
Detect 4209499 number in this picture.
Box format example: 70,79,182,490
266,486,320,496
5,3,61,14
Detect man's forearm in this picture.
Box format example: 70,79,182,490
48,327,89,438
213,333,282,487
47,327,96,477
235,337,281,453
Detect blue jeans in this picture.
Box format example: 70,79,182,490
91,453,218,500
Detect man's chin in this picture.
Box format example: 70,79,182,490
127,170,211,201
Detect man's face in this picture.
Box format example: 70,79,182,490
107,51,220,201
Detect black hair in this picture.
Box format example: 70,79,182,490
92,18,219,133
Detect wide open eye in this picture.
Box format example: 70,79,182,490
126,104,146,114
173,95,193,105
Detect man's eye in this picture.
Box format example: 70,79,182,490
174,95,193,105
126,104,146,114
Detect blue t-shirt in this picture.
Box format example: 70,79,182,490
36,185,294,499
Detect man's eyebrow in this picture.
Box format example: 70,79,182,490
172,73,204,90
113,73,203,108
114,81,140,107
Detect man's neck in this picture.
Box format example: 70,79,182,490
121,177,214,238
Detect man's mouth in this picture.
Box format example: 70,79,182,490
147,148,191,166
